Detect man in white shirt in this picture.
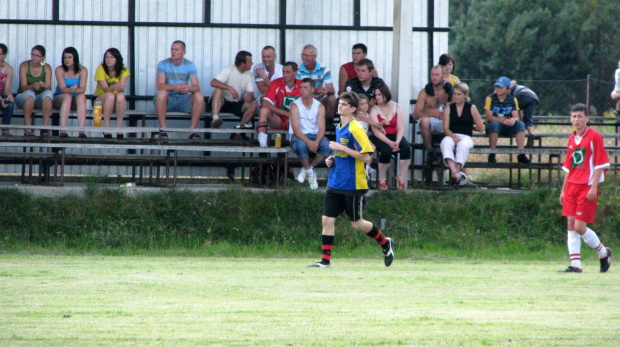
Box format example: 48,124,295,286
253,45,283,102
209,50,258,129
289,77,331,189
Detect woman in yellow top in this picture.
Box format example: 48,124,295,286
94,48,130,138
438,53,460,86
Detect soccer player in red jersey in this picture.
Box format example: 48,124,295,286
559,103,612,273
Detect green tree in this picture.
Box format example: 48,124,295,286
449,0,620,114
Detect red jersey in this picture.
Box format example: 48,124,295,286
562,127,610,185
263,78,301,111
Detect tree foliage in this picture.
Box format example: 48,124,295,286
449,0,619,81
448,0,620,114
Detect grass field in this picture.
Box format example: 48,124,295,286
1,254,618,346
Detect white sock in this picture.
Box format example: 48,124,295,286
307,167,314,174
567,230,581,268
213,115,219,119
581,228,607,257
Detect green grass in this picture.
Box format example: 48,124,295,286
1,255,618,346
1,185,619,259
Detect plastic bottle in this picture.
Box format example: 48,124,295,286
93,99,103,127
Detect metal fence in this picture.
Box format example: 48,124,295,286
462,77,617,117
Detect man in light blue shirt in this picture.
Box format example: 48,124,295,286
154,40,205,139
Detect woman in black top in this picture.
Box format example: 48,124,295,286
440,82,484,184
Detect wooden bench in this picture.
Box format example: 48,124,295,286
0,125,291,187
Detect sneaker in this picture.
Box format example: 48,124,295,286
559,266,582,273
600,247,612,273
307,261,331,268
117,134,124,139
517,154,531,164
189,133,201,140
212,118,223,128
297,169,307,183
382,238,394,267
78,132,87,138
258,133,268,148
235,123,253,129
308,171,318,190
103,133,112,139
488,153,497,163
366,165,375,180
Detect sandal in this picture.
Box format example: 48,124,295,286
396,177,406,191
379,182,388,190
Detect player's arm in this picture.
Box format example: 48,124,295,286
559,169,569,205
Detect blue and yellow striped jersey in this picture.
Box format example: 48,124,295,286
327,118,374,191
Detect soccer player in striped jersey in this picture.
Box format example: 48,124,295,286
560,103,612,273
308,91,394,268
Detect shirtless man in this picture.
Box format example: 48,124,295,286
411,65,453,163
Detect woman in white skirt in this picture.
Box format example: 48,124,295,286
440,82,484,184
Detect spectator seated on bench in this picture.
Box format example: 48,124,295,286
209,50,258,130
484,76,530,164
439,82,484,185
154,40,205,140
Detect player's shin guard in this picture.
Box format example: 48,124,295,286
567,230,581,269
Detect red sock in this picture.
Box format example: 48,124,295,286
366,226,387,247
321,235,334,264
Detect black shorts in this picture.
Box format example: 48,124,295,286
208,97,244,118
323,188,366,221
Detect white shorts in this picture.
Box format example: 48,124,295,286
429,117,444,133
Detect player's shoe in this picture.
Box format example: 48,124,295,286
560,266,582,273
307,171,318,190
307,261,331,268
600,247,612,273
382,238,394,267
258,133,268,148
297,169,307,183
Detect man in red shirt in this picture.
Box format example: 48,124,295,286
337,43,378,95
560,103,612,273
257,62,301,147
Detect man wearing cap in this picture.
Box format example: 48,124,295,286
509,80,539,135
484,76,530,164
